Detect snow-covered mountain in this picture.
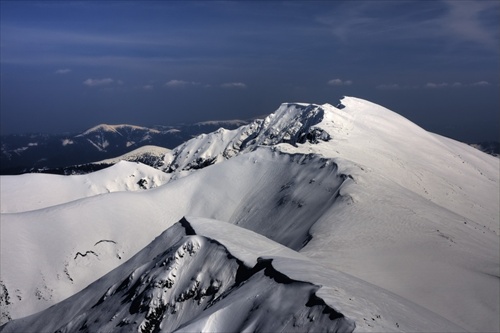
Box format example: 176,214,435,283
1,97,498,332
0,121,248,174
161,103,331,174
1,217,466,333
0,161,171,213
97,145,171,168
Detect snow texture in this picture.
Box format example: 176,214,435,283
1,96,498,332
1,219,356,332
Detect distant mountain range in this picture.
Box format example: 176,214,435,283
0,121,249,174
470,141,500,157
1,119,497,175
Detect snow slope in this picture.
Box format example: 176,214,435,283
1,97,498,332
96,145,170,166
0,148,354,323
1,217,465,333
0,161,170,213
291,98,500,332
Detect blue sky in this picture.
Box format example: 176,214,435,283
1,1,498,142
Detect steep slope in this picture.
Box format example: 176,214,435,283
0,218,355,333
280,97,500,332
1,217,465,333
162,102,330,174
0,97,498,332
0,148,352,322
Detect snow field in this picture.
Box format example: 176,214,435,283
1,96,498,332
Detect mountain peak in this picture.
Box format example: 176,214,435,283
162,102,332,173
79,124,160,136
250,102,330,147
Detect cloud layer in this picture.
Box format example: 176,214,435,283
377,81,491,90
327,79,352,86
221,82,247,89
164,80,200,88
55,68,71,74
83,78,114,87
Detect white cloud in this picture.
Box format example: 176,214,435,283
471,81,489,86
143,84,154,90
376,81,491,90
83,78,114,87
165,80,200,88
327,79,352,86
221,82,247,89
425,81,490,88
425,82,449,89
55,68,71,74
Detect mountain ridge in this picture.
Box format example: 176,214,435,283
0,120,250,174
1,217,466,333
2,108,498,176
1,96,498,332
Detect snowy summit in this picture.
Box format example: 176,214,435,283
0,97,498,332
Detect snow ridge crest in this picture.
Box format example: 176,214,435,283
241,102,331,148
78,124,161,137
0,219,355,333
164,103,331,173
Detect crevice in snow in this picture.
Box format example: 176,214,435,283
74,250,98,260
94,239,117,246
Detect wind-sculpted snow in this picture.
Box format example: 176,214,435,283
0,219,355,333
163,102,330,173
225,151,351,250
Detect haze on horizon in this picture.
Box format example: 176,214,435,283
1,0,499,142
